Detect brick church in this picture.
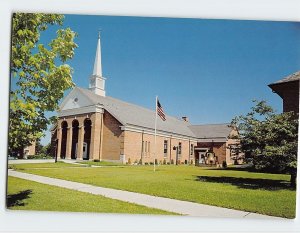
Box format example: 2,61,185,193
51,34,241,165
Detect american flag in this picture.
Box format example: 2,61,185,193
157,99,166,121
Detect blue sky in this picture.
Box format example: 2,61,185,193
39,15,300,145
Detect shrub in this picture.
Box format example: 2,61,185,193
171,159,174,164
222,161,227,168
155,159,158,165
139,159,142,165
128,158,131,165
163,159,166,165
27,153,52,159
144,162,149,165
190,159,194,165
166,162,170,165
93,159,100,162
150,162,154,165
184,160,188,164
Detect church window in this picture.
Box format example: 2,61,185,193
164,140,168,156
178,142,182,155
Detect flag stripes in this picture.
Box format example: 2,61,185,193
157,99,166,121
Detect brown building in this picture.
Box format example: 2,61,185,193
268,71,300,115
23,141,36,158
189,124,242,165
53,34,240,165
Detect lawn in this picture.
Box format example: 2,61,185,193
78,160,125,166
7,176,175,215
10,164,296,218
8,161,83,170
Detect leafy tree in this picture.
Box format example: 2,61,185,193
9,13,77,157
35,138,44,155
231,100,298,188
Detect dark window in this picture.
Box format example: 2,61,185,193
164,140,168,155
178,142,182,154
190,144,194,155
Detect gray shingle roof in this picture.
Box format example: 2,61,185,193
188,124,232,139
269,71,300,86
77,87,196,138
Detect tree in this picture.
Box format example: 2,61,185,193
231,100,298,188
35,138,44,155
9,13,77,157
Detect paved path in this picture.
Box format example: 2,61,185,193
8,159,55,164
8,170,285,219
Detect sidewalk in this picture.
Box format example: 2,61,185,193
8,170,285,219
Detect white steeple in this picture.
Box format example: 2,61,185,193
89,31,106,96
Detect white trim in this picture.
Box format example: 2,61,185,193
58,105,104,117
121,124,198,142
197,138,227,143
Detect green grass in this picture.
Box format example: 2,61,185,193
7,176,176,215
11,164,296,218
78,160,125,166
8,161,83,170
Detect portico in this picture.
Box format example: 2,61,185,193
56,112,103,160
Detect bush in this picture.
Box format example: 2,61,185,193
166,162,170,165
27,153,52,159
190,159,194,165
171,159,174,164
127,158,131,165
93,159,100,162
184,160,188,164
155,159,158,165
222,161,227,168
144,162,149,165
163,159,166,165
139,159,142,165
150,162,154,165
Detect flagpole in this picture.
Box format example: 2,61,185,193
154,95,158,172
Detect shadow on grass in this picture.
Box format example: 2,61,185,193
7,189,32,207
195,176,294,191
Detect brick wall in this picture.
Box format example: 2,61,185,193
123,130,197,164
101,111,123,161
196,141,226,164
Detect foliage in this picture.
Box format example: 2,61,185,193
35,138,43,155
231,100,298,187
9,13,77,156
27,154,52,160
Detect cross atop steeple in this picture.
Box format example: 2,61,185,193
89,31,106,96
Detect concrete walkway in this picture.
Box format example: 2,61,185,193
8,159,55,164
8,170,285,219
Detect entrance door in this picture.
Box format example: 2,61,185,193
82,142,88,160
75,142,88,160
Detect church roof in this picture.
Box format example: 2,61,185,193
188,123,232,139
269,70,300,86
76,87,197,138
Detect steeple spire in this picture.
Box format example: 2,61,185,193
89,31,106,96
92,31,102,76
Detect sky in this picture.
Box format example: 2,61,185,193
38,14,300,145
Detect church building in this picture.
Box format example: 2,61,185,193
52,34,240,165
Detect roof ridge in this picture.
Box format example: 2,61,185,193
78,87,191,124
189,123,230,126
